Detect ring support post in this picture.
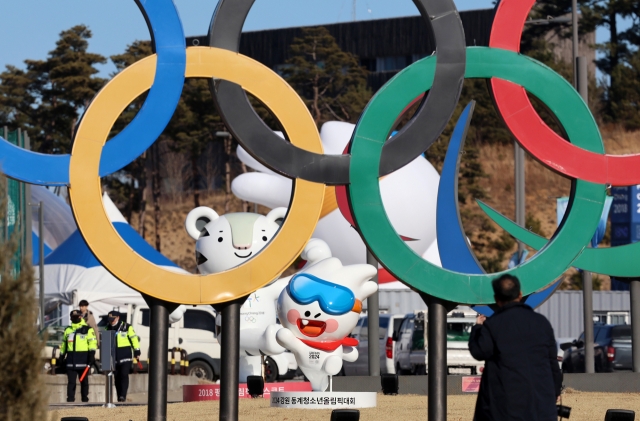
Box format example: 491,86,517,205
366,251,380,376
145,296,177,421
631,280,640,372
422,294,455,421
216,297,245,421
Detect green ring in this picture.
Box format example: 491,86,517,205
348,47,606,304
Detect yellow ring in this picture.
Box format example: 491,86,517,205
69,47,325,305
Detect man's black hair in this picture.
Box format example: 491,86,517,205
79,299,89,307
492,274,521,302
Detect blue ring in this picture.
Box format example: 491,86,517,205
436,102,560,316
0,0,185,185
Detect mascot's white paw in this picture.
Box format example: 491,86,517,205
231,121,441,267
262,324,285,355
323,355,343,376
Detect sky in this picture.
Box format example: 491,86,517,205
0,0,631,78
0,0,493,77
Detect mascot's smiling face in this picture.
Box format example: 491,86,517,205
277,257,377,343
185,207,287,274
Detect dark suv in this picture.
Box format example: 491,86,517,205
561,324,632,373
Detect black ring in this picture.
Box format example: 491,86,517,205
207,0,466,185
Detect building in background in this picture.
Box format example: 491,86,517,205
189,9,595,91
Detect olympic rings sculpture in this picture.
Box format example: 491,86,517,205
1,0,637,305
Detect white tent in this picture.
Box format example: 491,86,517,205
31,186,77,264
44,193,187,320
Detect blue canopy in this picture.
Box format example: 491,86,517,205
44,222,179,269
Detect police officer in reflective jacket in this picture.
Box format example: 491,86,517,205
104,310,141,402
60,309,97,402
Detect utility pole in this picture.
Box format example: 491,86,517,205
572,0,579,85
577,56,595,374
352,0,356,21
514,143,525,258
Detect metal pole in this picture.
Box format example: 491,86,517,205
576,56,595,374
104,372,116,408
24,132,32,275
219,298,243,421
3,127,8,244
582,270,595,373
17,129,24,259
514,142,526,258
572,0,579,86
147,297,172,421
577,57,589,103
39,202,45,328
366,250,380,376
631,279,640,372
427,295,447,421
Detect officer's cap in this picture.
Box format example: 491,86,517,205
108,310,120,319
70,309,81,317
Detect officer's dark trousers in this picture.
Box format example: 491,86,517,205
66,367,89,402
114,361,132,399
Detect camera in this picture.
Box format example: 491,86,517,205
557,405,572,419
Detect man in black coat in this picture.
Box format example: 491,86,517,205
469,274,562,421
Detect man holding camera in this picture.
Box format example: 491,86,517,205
469,274,562,421
104,310,141,402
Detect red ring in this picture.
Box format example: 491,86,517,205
490,0,640,186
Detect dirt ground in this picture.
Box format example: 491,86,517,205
48,391,640,421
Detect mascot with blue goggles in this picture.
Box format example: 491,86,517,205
275,252,378,391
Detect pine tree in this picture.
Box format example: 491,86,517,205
283,27,371,126
0,25,105,154
165,78,228,208
105,41,154,223
608,50,640,130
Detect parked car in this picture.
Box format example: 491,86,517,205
342,313,406,375
561,324,632,373
394,308,483,375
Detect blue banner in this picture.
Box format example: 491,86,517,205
557,196,613,248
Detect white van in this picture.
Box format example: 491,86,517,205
394,308,483,375
342,313,406,375
96,304,221,380
96,304,296,382
45,303,296,382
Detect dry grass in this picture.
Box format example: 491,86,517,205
462,129,640,289
48,391,640,421
603,127,640,155
0,179,48,421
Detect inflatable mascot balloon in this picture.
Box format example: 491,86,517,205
231,121,443,267
274,256,378,391
185,206,337,381
184,206,288,358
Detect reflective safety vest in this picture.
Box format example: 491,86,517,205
104,321,140,363
60,320,97,368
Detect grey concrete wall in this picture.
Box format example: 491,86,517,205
45,373,200,404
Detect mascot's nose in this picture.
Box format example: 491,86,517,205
196,251,208,265
234,243,251,250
